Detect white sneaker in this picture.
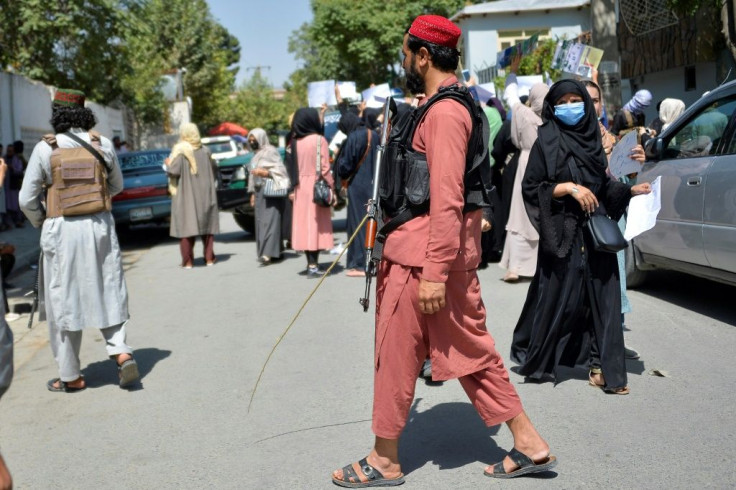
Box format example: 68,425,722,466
5,313,20,322
330,243,345,255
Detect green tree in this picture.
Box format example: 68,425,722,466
492,39,562,95
224,69,301,138
122,0,238,129
289,0,485,90
0,0,131,103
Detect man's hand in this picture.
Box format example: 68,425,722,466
509,54,521,74
631,183,652,196
418,279,446,315
481,218,492,232
249,193,255,207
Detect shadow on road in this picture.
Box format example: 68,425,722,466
399,398,507,475
116,223,172,250
217,230,254,243
634,270,736,327
81,347,172,389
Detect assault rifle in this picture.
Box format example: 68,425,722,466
360,97,396,312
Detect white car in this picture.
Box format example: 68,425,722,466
200,135,239,163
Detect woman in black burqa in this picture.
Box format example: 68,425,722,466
510,79,651,394
336,113,377,276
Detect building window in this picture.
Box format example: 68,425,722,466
497,28,550,52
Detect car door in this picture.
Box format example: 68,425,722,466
636,96,736,266
702,107,736,274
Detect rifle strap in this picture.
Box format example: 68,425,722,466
371,202,430,263
64,131,112,173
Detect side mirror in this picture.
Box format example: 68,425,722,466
644,137,664,161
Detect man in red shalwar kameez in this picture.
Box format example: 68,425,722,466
331,14,558,488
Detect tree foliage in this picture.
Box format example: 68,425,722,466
289,0,486,91
223,69,302,140
0,0,130,103
0,0,239,129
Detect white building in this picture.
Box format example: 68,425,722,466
451,0,592,84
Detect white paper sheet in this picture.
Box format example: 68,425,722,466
608,131,643,179
516,75,544,97
336,81,358,100
362,83,391,108
624,176,661,241
308,80,337,107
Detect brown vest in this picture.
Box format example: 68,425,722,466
43,131,112,218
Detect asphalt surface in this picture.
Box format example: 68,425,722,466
1,210,735,489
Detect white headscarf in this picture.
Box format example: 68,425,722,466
248,128,290,193
659,98,686,131
168,123,202,195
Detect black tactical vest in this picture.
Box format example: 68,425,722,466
376,84,494,242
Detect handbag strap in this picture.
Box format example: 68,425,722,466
315,135,322,177
342,129,372,189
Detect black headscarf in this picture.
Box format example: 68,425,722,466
287,108,323,188
537,79,607,183
362,107,381,131
291,108,322,138
486,97,507,121
338,113,364,135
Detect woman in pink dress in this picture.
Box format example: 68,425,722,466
288,108,334,277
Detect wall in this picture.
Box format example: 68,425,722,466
622,61,719,125
0,71,127,156
457,9,591,78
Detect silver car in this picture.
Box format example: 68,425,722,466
627,80,736,287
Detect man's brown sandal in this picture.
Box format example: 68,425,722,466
46,377,86,393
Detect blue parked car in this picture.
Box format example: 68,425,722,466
112,150,171,227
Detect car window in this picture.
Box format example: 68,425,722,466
204,141,234,154
664,97,736,159
118,152,167,170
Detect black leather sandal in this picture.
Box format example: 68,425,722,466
332,458,405,488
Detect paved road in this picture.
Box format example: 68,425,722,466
1,211,734,489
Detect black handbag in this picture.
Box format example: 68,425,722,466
567,158,627,253
312,137,333,207
585,213,628,253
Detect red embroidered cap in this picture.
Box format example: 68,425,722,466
408,15,461,49
53,88,86,108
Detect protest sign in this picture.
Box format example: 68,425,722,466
551,40,604,80
336,81,358,101
362,83,391,108
307,80,337,107
469,83,496,103
516,75,544,98
608,131,644,179
497,34,539,69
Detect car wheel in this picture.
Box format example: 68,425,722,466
233,212,255,235
625,241,647,289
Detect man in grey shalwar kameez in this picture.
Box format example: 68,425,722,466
19,88,139,393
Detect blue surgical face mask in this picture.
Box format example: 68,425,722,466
554,101,586,126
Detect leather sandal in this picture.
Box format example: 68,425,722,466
332,458,405,488
485,448,558,479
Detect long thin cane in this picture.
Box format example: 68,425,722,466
27,254,41,329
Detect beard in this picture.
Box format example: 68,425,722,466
405,56,426,95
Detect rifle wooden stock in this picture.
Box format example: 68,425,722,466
365,219,377,249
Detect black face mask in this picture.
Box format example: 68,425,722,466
405,54,426,95
250,140,259,150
